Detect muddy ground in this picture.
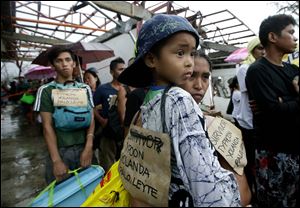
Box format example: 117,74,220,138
1,104,47,207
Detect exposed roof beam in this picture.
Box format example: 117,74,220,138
202,41,239,52
49,3,75,37
17,42,50,49
228,34,255,41
91,18,138,43
201,10,228,18
8,16,109,32
14,24,98,38
1,57,34,62
206,29,250,39
1,31,71,45
90,1,164,43
78,15,117,42
205,24,243,34
201,17,236,27
91,1,153,20
64,11,98,39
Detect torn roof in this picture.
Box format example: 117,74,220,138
1,1,256,66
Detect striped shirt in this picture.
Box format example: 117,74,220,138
33,81,94,147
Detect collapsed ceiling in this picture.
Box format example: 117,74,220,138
1,1,256,69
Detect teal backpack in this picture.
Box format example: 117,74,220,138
48,80,93,131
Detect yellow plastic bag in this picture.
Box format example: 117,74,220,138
81,160,130,207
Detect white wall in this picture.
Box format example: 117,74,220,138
1,62,20,83
211,67,238,95
202,66,237,120
87,29,137,84
88,30,238,121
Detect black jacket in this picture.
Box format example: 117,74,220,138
246,57,299,154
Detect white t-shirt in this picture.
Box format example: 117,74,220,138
232,89,241,120
236,64,253,129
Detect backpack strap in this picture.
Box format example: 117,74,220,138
131,110,142,127
161,85,172,133
159,85,195,206
131,85,172,129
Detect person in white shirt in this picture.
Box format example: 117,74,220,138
236,37,265,203
229,76,241,128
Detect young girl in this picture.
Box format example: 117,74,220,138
118,14,240,207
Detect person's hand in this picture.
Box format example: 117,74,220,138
292,75,299,93
218,154,252,207
249,100,260,115
53,160,68,182
80,146,93,168
95,104,102,110
204,110,223,117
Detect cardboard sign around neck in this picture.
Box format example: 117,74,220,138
119,117,171,207
207,116,247,175
52,89,87,106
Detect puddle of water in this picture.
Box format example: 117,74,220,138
14,175,26,186
1,104,47,207
15,150,27,159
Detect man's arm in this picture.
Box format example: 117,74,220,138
93,86,108,128
40,111,68,182
117,85,127,125
246,64,299,116
80,111,95,167
93,108,108,127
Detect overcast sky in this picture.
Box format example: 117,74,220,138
177,1,298,35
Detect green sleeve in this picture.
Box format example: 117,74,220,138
39,87,54,113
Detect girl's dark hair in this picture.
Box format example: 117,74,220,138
229,76,239,89
195,50,212,71
47,45,76,65
84,68,101,87
259,14,296,47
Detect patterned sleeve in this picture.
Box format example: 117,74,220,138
84,84,95,108
165,87,241,207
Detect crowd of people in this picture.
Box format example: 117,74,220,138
3,12,297,207
225,14,299,207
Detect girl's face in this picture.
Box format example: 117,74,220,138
84,72,98,90
146,32,196,86
179,57,211,104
